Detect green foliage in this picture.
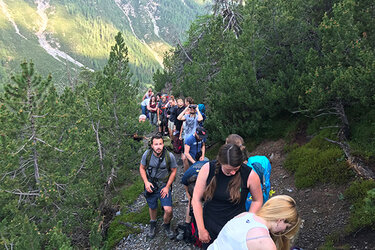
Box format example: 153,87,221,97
347,106,375,157
1,0,207,88
347,188,375,231
0,33,148,248
284,135,353,188
112,177,144,208
106,205,163,249
344,180,375,205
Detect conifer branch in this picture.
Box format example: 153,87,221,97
35,137,64,152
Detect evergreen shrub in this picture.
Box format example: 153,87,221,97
344,180,375,232
347,188,375,231
284,136,353,188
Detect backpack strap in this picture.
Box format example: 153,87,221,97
145,149,153,177
161,150,172,183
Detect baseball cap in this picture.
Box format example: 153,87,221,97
196,126,207,140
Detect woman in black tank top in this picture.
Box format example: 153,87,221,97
192,144,263,249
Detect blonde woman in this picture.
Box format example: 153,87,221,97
192,144,263,249
208,195,301,250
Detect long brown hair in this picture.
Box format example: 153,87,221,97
204,144,244,204
256,195,301,250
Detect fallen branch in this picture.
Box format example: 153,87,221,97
325,138,374,179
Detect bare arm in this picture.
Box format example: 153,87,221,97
196,107,203,122
247,170,263,213
199,142,206,161
192,163,211,243
177,107,189,121
184,144,196,164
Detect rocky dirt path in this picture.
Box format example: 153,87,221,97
117,139,374,250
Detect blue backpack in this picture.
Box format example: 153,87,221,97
245,155,272,211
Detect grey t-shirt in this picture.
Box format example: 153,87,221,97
183,114,199,141
141,149,177,180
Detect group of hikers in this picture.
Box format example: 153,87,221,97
138,89,301,250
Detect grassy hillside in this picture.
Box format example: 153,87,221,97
0,0,209,88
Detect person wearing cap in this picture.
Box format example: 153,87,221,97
183,126,207,171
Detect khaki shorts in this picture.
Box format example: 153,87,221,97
168,120,174,130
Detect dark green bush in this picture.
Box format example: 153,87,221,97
284,136,353,188
348,188,375,231
344,180,375,204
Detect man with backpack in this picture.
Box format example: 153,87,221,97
184,126,207,171
139,134,177,239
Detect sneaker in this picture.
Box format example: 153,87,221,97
147,221,156,239
163,223,175,239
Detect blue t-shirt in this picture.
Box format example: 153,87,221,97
185,134,206,159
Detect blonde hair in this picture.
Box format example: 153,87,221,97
256,195,301,250
226,134,248,161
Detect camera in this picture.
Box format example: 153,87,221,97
189,104,197,109
144,179,159,197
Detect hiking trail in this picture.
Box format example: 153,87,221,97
116,139,373,249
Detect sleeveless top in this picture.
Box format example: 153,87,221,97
203,161,251,240
149,102,157,112
207,213,269,250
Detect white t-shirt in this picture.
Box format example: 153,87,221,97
141,98,150,106
208,213,269,250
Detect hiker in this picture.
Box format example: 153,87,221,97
147,95,158,126
192,144,263,249
141,88,153,116
172,98,185,154
225,134,249,163
139,134,177,239
157,94,169,135
139,114,147,123
208,195,301,250
179,96,194,140
176,160,208,244
178,103,203,171
184,126,207,171
167,96,177,140
226,134,272,210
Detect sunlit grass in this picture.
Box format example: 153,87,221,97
5,0,39,33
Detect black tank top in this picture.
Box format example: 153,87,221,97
203,160,251,241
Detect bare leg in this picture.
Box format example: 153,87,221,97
163,206,173,224
149,208,157,221
184,186,191,223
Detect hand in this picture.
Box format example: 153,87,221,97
145,181,154,193
179,135,182,140
198,228,211,244
160,186,170,198
199,156,205,161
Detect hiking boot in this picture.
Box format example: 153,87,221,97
176,224,186,241
147,220,157,239
163,223,175,239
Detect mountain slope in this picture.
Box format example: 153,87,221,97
0,0,209,87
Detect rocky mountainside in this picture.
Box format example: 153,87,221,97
0,0,209,87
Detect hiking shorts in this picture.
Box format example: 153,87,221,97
145,184,172,210
168,120,174,130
